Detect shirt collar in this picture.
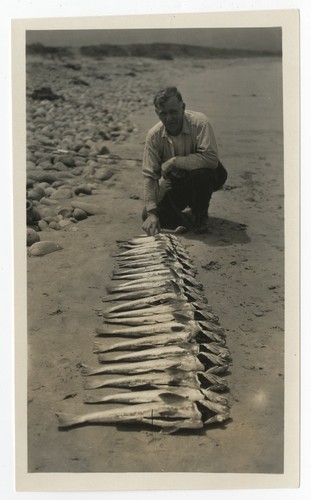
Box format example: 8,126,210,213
161,113,191,138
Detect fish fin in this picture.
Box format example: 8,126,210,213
173,311,192,323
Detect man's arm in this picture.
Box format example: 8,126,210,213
175,120,219,171
142,133,162,235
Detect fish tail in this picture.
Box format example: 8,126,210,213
83,378,104,390
56,412,81,428
83,395,98,404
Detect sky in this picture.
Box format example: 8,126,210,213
26,27,282,52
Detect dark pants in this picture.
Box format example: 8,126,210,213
143,161,227,229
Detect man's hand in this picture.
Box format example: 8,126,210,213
142,213,161,236
161,157,176,179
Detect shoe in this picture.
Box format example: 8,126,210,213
193,211,210,234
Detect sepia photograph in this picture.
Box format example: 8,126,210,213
11,7,300,493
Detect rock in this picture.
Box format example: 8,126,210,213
71,166,85,175
44,186,57,197
32,172,59,184
26,200,41,225
27,228,40,246
39,197,58,206
71,200,101,215
53,161,68,171
27,187,45,201
28,241,63,256
50,187,73,199
30,87,63,101
43,216,56,223
58,207,73,218
74,184,93,196
27,160,36,169
73,208,87,221
94,167,113,181
38,160,53,170
49,221,60,230
38,220,49,231
58,219,73,228
57,155,76,168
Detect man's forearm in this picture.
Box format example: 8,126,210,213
144,176,159,213
174,152,218,171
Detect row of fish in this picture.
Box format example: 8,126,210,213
56,234,231,433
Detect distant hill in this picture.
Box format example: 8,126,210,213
26,42,281,59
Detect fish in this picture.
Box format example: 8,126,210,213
96,319,223,338
115,250,169,262
96,343,199,362
97,345,228,367
96,344,228,364
56,398,206,431
102,310,193,326
103,300,214,319
102,292,182,314
112,261,197,278
95,319,201,337
107,274,203,293
102,305,220,327
93,333,227,354
80,354,206,376
95,327,225,350
106,278,174,294
83,369,228,392
83,386,228,405
101,284,173,302
117,255,196,272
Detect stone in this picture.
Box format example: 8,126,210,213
57,155,76,168
50,187,73,199
28,241,63,256
94,167,113,181
74,184,93,196
72,208,88,221
49,221,60,230
27,228,40,246
38,220,49,231
71,200,101,215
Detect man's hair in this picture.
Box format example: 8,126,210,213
153,87,183,108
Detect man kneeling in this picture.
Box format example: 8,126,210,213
142,86,227,235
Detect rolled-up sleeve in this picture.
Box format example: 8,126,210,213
174,120,219,171
142,133,162,212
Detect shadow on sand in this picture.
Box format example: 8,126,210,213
184,216,250,247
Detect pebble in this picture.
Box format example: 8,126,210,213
74,184,93,196
27,228,40,246
71,200,101,215
94,167,113,181
38,220,49,231
50,187,73,199
58,207,73,218
49,221,61,230
28,241,63,256
72,208,87,221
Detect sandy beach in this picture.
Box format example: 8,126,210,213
25,50,284,473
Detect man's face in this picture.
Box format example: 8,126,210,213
155,96,185,136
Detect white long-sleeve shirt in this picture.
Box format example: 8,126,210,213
142,110,219,212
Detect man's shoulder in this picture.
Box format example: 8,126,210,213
146,121,164,141
185,110,209,125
